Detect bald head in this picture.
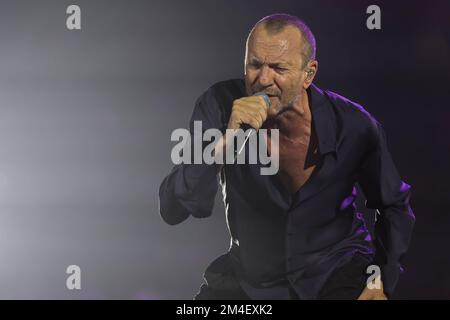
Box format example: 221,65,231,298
246,14,316,68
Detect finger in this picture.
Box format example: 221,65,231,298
258,106,268,122
241,108,263,129
240,113,261,129
233,102,266,129
246,103,268,124
238,98,269,111
250,110,264,128
247,101,268,122
256,95,271,109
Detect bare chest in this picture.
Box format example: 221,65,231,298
265,112,321,194
278,131,320,194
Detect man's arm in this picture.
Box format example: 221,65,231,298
357,121,416,298
158,87,224,225
158,83,269,226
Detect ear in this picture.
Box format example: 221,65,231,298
303,60,318,89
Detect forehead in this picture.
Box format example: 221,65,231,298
247,25,303,62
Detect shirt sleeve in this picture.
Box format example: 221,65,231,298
357,121,416,297
158,86,225,225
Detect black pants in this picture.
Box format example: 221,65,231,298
194,254,370,300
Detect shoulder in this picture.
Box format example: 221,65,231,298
191,79,245,130
324,88,381,144
197,78,246,104
209,78,246,95
324,89,378,126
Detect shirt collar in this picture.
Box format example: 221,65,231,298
308,83,337,156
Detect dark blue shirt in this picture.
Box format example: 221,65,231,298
159,79,415,299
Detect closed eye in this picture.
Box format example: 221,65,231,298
248,62,262,69
273,66,288,73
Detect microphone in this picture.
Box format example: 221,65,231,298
236,92,271,156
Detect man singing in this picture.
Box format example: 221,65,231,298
158,13,415,300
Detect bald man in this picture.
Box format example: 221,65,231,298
159,13,415,300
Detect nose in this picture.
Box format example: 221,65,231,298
257,65,274,88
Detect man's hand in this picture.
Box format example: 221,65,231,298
357,279,388,300
227,96,269,130
212,96,269,171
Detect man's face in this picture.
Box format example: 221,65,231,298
245,25,307,116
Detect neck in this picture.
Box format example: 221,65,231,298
265,89,312,139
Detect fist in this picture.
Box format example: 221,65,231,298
228,95,269,130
